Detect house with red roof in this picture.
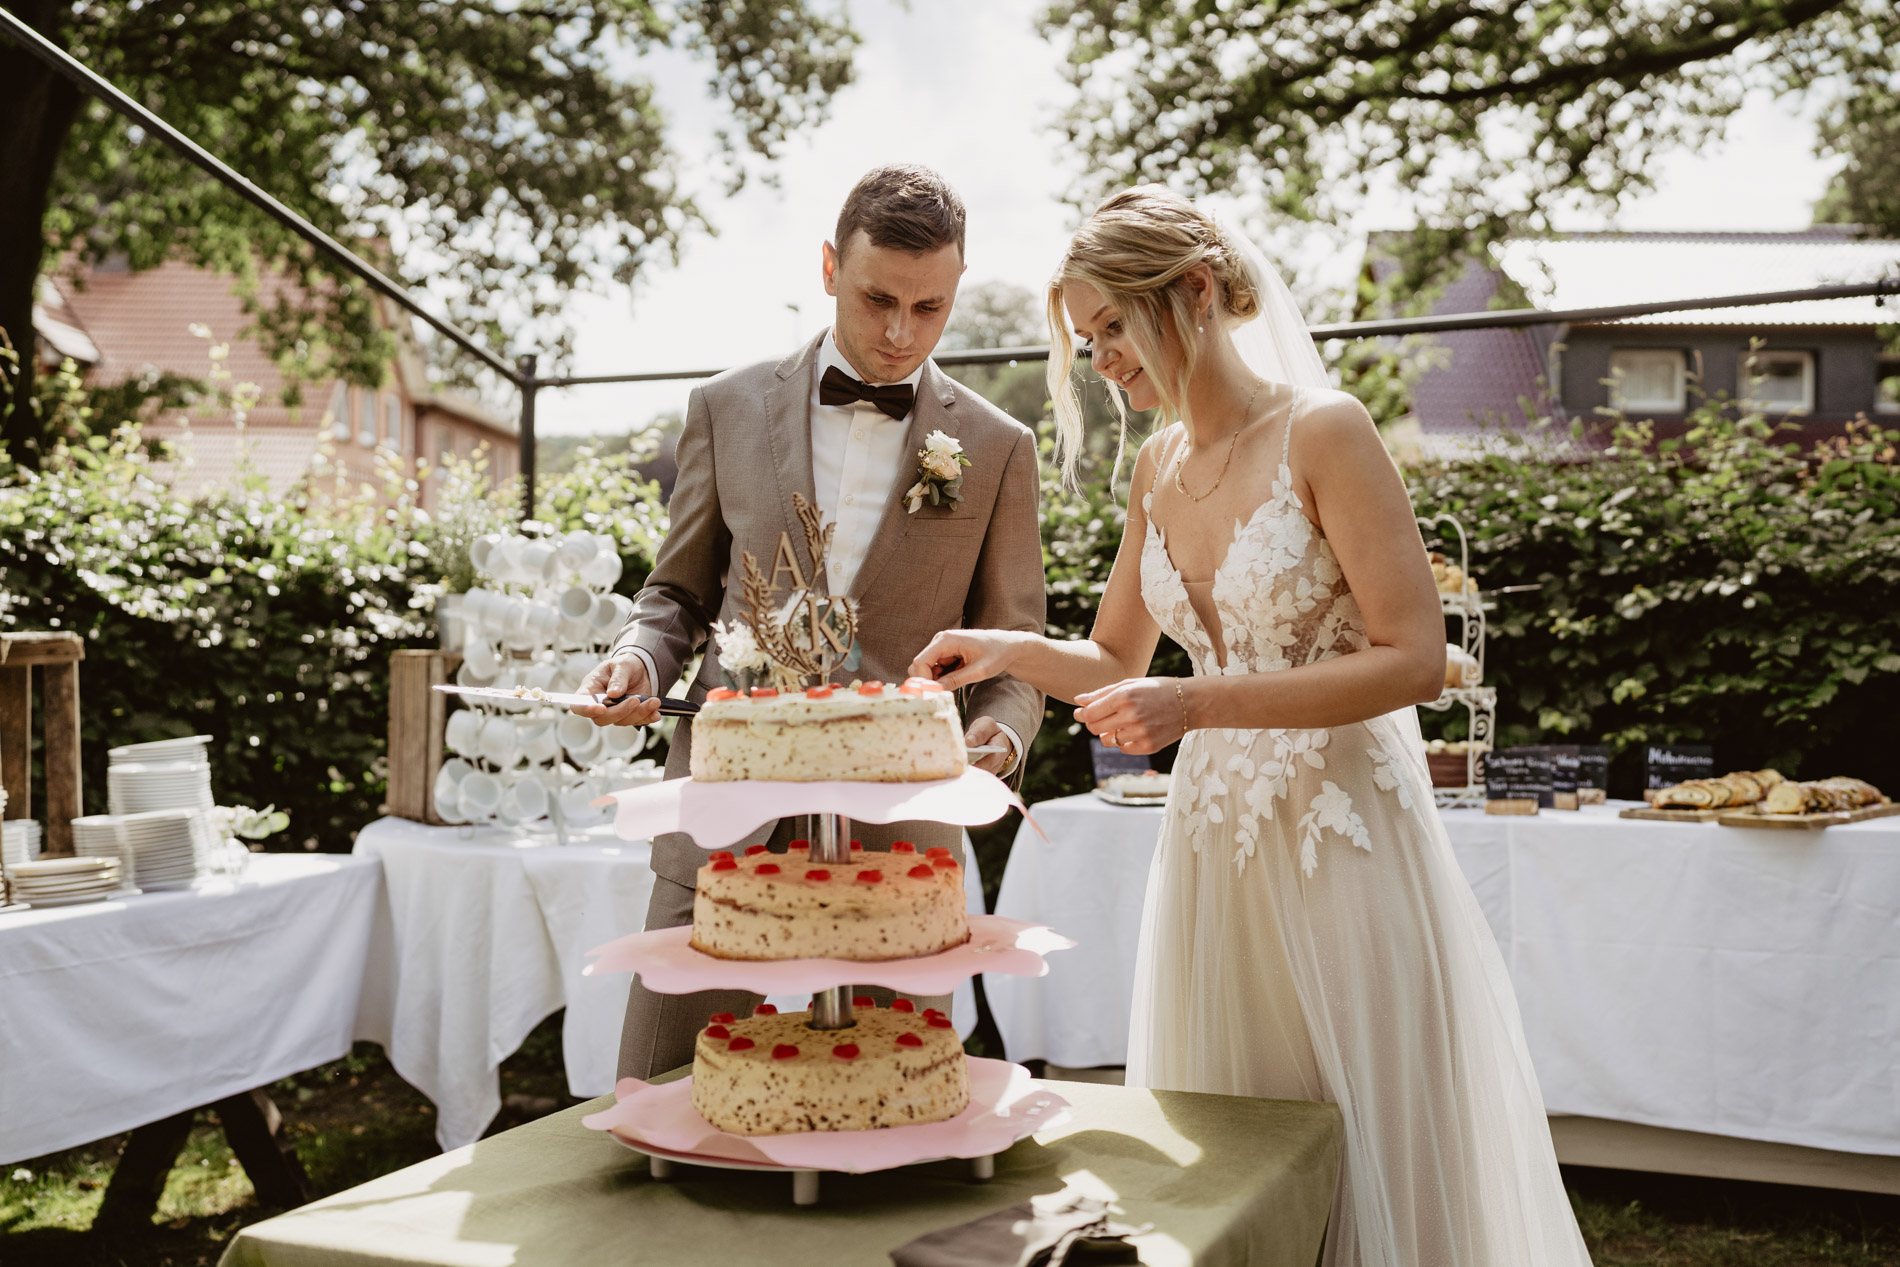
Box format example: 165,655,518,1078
32,256,517,509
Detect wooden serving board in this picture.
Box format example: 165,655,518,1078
1619,805,1725,823
1717,801,1900,831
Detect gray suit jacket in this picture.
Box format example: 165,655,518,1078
614,329,1046,886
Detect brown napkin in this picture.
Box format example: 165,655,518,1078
890,1189,1148,1267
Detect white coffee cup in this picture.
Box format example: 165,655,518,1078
558,712,602,761
445,709,483,757
479,716,519,765
559,530,599,567
462,636,499,679
558,584,595,621
460,771,503,815
432,763,464,808
455,659,496,689
510,775,550,820
521,540,557,579
433,783,467,824
560,778,606,824
520,721,561,764
563,652,599,691
558,615,593,649
526,602,562,641
522,660,558,693
581,549,623,587
469,534,502,576
600,723,644,758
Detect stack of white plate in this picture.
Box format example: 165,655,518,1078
108,761,215,814
9,856,122,908
114,810,206,890
109,735,213,765
2,819,42,866
70,814,136,883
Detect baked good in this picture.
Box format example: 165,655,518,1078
691,1001,969,1135
1443,643,1480,689
1761,777,1884,815
691,840,969,961
1101,771,1170,801
689,679,965,783
1652,769,1783,809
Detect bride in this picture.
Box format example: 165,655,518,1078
911,186,1591,1266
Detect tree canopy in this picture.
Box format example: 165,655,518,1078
1038,0,1899,296
0,0,858,457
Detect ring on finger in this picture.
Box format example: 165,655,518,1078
1104,731,1119,748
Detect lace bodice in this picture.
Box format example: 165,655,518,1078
1139,408,1416,877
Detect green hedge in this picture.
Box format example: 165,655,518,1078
0,393,665,849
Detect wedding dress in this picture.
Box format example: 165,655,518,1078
1127,399,1593,1265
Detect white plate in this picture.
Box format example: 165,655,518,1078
15,890,117,909
1090,788,1169,808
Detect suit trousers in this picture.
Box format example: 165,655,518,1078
616,815,965,1080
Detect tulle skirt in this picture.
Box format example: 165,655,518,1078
1127,712,1592,1267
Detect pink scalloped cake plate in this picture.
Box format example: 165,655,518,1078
594,767,1034,851
581,1056,1070,1173
582,914,1074,995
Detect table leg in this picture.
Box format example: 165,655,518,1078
214,1088,311,1209
792,1169,820,1206
96,1109,196,1228
0,665,28,821
43,661,80,856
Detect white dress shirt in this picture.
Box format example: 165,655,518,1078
625,330,1022,774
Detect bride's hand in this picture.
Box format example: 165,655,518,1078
1074,678,1185,756
909,629,1024,691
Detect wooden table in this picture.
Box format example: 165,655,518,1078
219,1080,1344,1267
0,630,83,855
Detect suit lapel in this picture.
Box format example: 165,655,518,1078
850,359,960,601
762,331,825,574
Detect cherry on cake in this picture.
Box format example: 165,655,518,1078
691,1001,968,1134
688,679,965,783
691,840,969,961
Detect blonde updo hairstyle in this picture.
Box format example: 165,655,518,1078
1045,185,1262,485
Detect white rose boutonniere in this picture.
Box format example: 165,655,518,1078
907,429,971,513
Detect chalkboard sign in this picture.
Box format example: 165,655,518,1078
1487,745,1553,803
1577,745,1610,791
1645,744,1713,790
1089,737,1153,784
1546,744,1580,809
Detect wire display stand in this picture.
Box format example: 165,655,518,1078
1418,513,1497,809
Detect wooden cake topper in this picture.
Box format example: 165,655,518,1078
738,493,861,688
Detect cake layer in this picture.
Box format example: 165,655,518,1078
691,844,968,961
691,1005,968,1135
689,681,965,783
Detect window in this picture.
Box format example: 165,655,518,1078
384,394,404,448
1607,349,1686,412
357,390,377,446
328,382,349,441
1741,350,1814,414
1877,356,1900,415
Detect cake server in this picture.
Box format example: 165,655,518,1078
432,684,700,717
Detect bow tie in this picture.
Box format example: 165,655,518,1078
819,365,915,421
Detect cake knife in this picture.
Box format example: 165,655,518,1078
432,684,700,717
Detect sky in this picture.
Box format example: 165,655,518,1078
534,0,1839,436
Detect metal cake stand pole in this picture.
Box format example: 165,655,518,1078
808,811,855,1031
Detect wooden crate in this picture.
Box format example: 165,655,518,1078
386,649,463,825
0,632,85,855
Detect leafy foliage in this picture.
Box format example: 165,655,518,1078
2,0,859,454
1816,83,1900,238
0,371,667,850
1037,0,1899,297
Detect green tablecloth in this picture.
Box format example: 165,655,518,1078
219,1080,1341,1267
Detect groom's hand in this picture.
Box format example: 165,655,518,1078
572,654,662,727
964,716,1013,775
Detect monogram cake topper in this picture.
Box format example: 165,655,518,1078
723,493,861,690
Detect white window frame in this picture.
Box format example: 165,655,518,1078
1741,349,1814,415
357,388,377,447
384,394,404,448
1876,355,1900,416
1607,348,1687,413
328,382,350,441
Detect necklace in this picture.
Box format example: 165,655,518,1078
1172,377,1265,502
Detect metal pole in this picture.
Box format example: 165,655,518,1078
0,10,521,384
808,812,854,1031
517,353,538,524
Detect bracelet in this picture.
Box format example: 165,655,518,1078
1174,678,1190,737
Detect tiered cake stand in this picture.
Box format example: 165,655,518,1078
1417,513,1498,809
582,769,1073,1205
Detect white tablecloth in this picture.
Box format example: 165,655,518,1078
0,853,381,1165
352,816,985,1152
990,794,1900,1158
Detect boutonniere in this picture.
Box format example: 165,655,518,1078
905,429,971,514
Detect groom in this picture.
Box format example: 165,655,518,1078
576,165,1046,1080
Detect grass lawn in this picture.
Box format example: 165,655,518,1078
4,1013,1899,1266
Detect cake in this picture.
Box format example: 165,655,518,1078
689,678,965,783
691,840,969,961
691,1001,969,1134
